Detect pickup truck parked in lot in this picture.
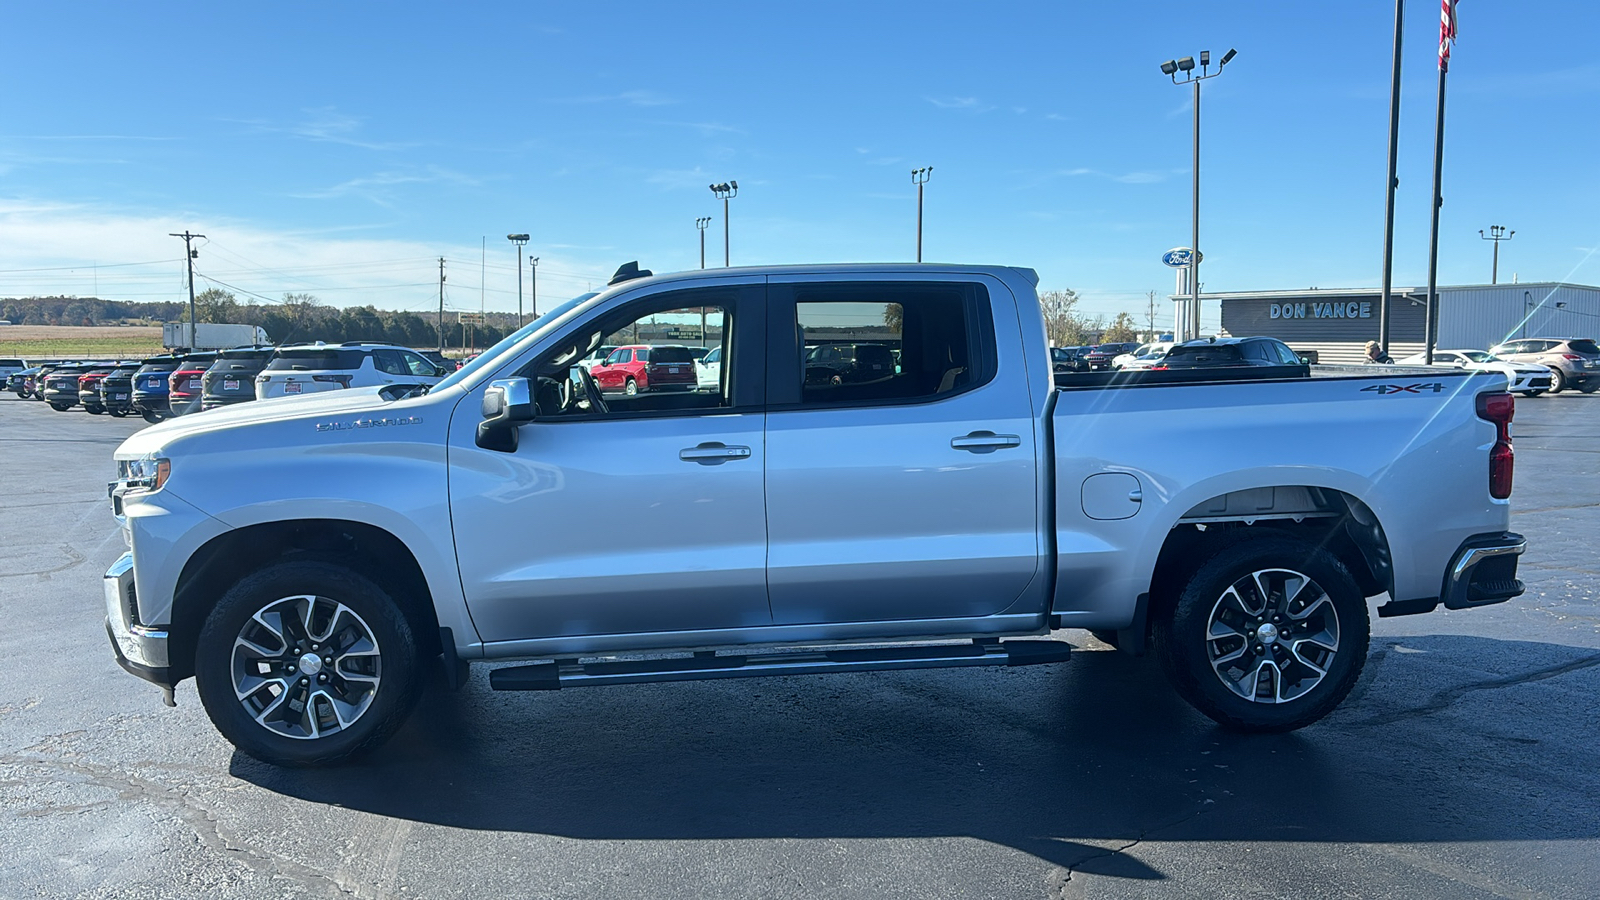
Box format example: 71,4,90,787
105,263,1525,767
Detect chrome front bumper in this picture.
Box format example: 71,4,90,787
104,551,175,701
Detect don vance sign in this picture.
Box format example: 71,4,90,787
1270,301,1375,320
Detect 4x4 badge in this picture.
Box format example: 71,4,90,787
1360,382,1447,395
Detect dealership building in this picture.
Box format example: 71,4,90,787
1194,282,1600,364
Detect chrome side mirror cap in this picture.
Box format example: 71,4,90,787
476,378,535,452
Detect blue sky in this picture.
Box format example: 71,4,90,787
2,1,1596,331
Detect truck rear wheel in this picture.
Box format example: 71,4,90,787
194,561,424,767
1153,534,1369,733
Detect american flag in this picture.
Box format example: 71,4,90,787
1439,0,1459,71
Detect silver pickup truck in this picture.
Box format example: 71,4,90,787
105,263,1525,766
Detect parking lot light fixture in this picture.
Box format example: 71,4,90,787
1160,47,1238,341
507,234,530,327
709,182,738,266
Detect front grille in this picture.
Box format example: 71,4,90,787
126,580,141,627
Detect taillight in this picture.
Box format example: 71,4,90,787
1561,354,1583,361
313,374,352,388
1476,391,1514,499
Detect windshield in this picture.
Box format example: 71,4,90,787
433,292,599,391
1460,350,1495,362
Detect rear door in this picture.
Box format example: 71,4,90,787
762,275,1042,626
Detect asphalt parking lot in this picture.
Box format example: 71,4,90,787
1,393,1596,899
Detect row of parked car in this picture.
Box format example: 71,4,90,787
4,342,460,421
1049,335,1600,397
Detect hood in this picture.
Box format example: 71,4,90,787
115,386,409,458
1466,361,1545,375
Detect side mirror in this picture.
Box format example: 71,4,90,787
476,378,535,452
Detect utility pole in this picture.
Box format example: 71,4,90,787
507,234,530,327
912,167,933,262
1146,290,1158,340
710,182,737,266
1160,49,1237,342
529,257,540,319
696,217,712,268
1479,225,1514,284
437,257,446,351
168,230,205,349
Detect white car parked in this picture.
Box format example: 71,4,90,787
1114,342,1175,370
1394,349,1553,397
695,345,723,391
256,342,450,400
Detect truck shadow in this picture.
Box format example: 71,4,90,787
231,634,1600,879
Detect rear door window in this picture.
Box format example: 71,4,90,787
401,351,438,376
373,350,409,375
267,350,362,370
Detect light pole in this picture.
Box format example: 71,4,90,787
529,256,539,319
1161,48,1237,341
911,166,932,262
507,234,529,326
696,217,712,269
1480,225,1514,284
710,181,737,266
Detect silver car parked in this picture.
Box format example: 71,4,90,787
1486,338,1600,394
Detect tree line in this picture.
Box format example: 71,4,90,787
0,290,520,351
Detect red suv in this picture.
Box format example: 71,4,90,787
167,353,217,416
590,344,699,395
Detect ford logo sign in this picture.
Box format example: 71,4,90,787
1162,247,1203,268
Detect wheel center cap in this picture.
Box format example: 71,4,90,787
1256,623,1280,645
298,652,324,675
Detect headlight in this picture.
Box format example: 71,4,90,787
119,454,172,492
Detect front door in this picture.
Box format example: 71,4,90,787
449,282,771,643
761,277,1042,626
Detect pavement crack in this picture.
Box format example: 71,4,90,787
0,750,381,899
1358,652,1600,727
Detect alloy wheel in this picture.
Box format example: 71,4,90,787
231,594,382,740
1205,568,1340,704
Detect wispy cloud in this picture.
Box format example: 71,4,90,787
10,134,177,142
1030,168,1168,186
292,166,479,204
653,120,746,136
551,90,679,107
925,96,995,113
645,166,716,190
229,108,415,152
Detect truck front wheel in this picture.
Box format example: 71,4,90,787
194,561,424,767
1153,534,1369,733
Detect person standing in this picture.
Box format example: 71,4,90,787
1364,341,1394,364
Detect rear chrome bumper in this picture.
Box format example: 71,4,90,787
1378,531,1525,618
104,552,175,700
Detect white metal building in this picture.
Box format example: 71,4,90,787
1190,282,1600,364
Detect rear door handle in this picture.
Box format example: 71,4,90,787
680,442,752,465
951,431,1022,453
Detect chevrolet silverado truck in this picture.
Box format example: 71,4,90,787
105,263,1525,767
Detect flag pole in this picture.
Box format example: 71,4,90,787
1423,0,1456,367
1378,0,1404,354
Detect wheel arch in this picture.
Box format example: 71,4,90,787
1147,486,1392,631
168,519,442,682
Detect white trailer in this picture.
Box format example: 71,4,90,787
162,322,269,351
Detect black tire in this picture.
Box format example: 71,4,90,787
141,409,166,424
1153,533,1369,733
624,376,638,396
1522,390,1545,398
1547,367,1566,394
195,560,424,767
48,402,72,411
1579,380,1599,395
85,405,104,415
109,408,127,418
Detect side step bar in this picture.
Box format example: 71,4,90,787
489,639,1071,691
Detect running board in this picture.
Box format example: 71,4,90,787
488,639,1071,691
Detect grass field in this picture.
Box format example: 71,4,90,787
0,325,165,360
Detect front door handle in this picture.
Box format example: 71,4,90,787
951,431,1022,453
680,442,752,465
